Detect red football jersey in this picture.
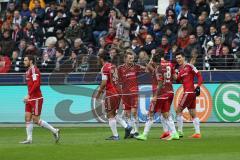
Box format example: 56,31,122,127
26,66,42,99
118,63,145,93
152,60,175,95
177,63,203,92
101,62,121,94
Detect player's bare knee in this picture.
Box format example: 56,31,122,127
32,116,40,124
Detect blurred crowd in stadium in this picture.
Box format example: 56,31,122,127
0,0,239,73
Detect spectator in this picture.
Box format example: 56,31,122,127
217,45,235,69
177,27,190,49
137,50,149,66
12,24,23,43
166,0,181,16
0,55,11,73
113,15,131,42
78,19,93,44
17,39,27,58
163,15,178,34
70,0,87,19
73,38,88,55
177,5,195,26
131,38,141,55
109,47,119,60
142,34,157,55
53,10,68,32
0,30,16,57
93,7,108,45
113,0,126,15
127,8,140,24
65,18,81,43
165,28,177,45
12,10,22,26
184,34,202,59
105,27,116,45
20,2,31,21
29,0,45,11
127,0,144,15
236,22,240,41
231,39,240,68
55,29,71,47
56,39,70,57
223,12,237,33
10,50,24,72
39,52,54,73
54,48,67,71
220,23,234,47
83,8,95,28
32,0,45,22
196,25,207,47
206,25,218,43
43,36,57,59
159,36,171,56
152,23,162,45
195,0,210,18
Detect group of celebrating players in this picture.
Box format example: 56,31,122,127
96,48,203,141
19,47,203,144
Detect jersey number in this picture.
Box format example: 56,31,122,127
164,66,171,83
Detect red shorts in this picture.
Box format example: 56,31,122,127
25,98,43,116
122,93,138,110
178,92,196,110
149,93,174,113
105,93,121,112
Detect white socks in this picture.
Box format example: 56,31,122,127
165,116,177,134
38,120,57,134
143,118,153,136
176,115,183,132
116,114,128,128
160,115,169,132
193,117,200,134
108,118,118,137
132,118,139,134
26,121,33,141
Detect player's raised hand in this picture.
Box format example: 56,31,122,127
23,95,29,103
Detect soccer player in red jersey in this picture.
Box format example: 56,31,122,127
96,52,132,140
175,51,203,138
118,51,146,138
136,49,179,140
20,55,60,144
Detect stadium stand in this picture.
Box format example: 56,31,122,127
0,0,239,74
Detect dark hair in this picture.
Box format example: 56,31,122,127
25,54,36,64
56,48,64,55
152,53,162,63
111,54,123,66
175,51,185,57
98,50,110,62
153,48,164,63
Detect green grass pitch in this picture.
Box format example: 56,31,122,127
0,126,239,160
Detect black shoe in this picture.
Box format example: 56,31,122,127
133,132,139,138
124,126,132,139
105,136,120,141
129,133,134,138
